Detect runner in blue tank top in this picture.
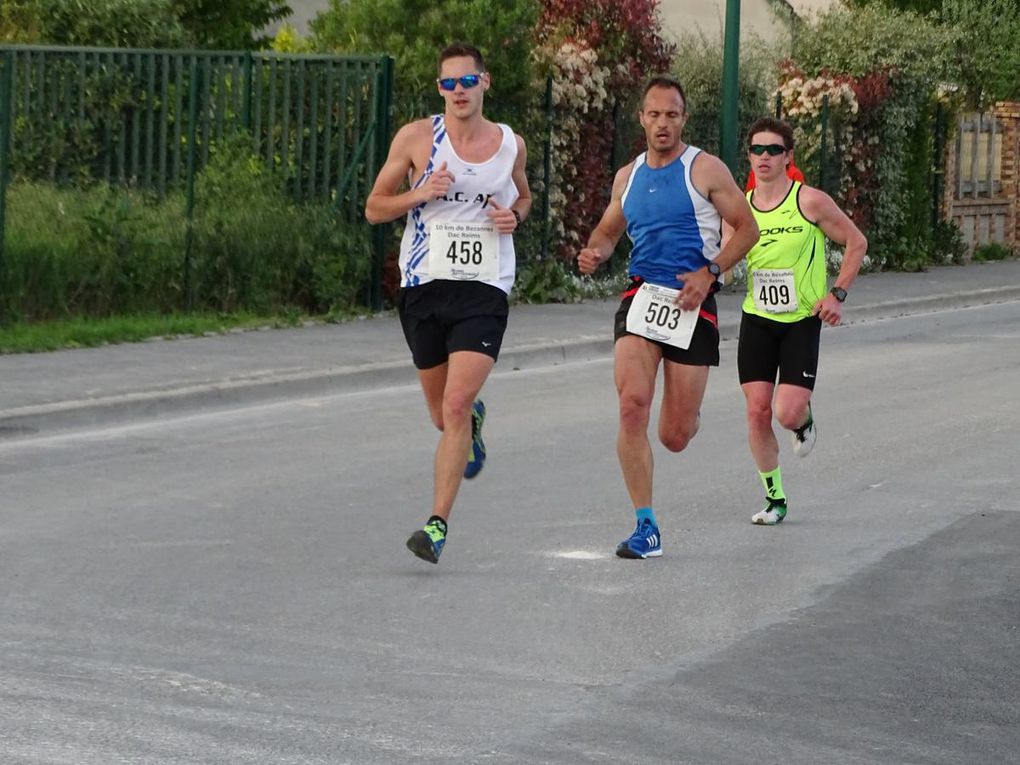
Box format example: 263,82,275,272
577,77,759,560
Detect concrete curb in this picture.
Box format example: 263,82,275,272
0,336,616,437
1,286,1018,438
845,285,1020,324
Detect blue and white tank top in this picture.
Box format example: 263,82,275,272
398,115,519,293
621,145,722,288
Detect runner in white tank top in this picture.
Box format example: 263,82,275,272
398,114,519,293
365,43,532,565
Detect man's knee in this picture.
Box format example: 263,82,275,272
746,400,773,431
775,401,808,431
442,389,476,425
618,390,653,432
660,417,698,452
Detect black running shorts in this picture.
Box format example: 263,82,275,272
398,280,509,370
737,311,821,390
613,280,720,367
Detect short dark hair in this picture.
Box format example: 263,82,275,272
642,76,687,112
438,43,485,74
746,117,795,151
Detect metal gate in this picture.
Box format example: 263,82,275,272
0,45,394,308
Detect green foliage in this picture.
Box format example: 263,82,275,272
972,242,1014,261
3,183,183,320
891,98,936,269
170,0,291,50
26,0,192,48
789,3,963,271
842,0,1020,105
8,57,140,186
2,142,371,322
0,0,291,49
193,136,370,314
845,0,942,12
0,0,43,42
0,313,275,353
932,220,965,264
271,23,314,54
311,0,540,118
941,0,1020,105
670,29,785,181
792,3,955,86
511,257,581,304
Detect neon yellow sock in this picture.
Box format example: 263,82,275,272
759,467,786,503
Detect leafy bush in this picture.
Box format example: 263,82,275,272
3,182,184,320
512,257,581,304
932,220,965,264
670,29,785,183
192,136,370,314
170,0,290,50
27,0,192,47
972,242,1014,262
2,141,371,322
533,0,674,262
788,3,958,270
312,0,540,124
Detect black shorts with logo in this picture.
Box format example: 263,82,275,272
397,280,509,370
613,277,720,367
737,311,821,390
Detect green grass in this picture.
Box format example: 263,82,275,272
972,243,1014,262
0,312,310,354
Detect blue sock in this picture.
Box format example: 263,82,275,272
635,507,657,527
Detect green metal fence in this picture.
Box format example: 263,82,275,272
0,44,394,310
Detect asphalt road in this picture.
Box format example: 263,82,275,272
1,301,1018,764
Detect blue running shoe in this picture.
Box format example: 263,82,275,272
616,518,663,559
406,518,447,564
463,400,486,479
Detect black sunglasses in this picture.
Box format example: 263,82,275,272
437,74,483,91
749,143,788,156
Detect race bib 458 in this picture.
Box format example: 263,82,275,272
428,221,499,281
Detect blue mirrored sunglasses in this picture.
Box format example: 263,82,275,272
437,74,483,91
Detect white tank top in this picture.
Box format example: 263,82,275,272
398,115,519,293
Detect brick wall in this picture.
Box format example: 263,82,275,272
993,101,1020,249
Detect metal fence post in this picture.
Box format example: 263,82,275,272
0,51,12,314
818,94,830,193
541,74,553,262
184,59,201,313
932,101,945,228
242,50,253,131
368,55,394,311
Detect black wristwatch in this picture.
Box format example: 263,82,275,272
706,262,722,278
511,209,522,227
830,286,848,303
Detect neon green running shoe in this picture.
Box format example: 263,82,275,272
406,518,447,564
752,499,788,526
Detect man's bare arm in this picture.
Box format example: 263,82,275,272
577,163,632,274
365,121,456,224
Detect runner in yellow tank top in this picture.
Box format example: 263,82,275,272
742,180,826,322
730,118,867,526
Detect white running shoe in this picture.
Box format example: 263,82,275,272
791,407,816,457
752,500,788,525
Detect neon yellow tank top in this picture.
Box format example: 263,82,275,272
742,181,826,322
